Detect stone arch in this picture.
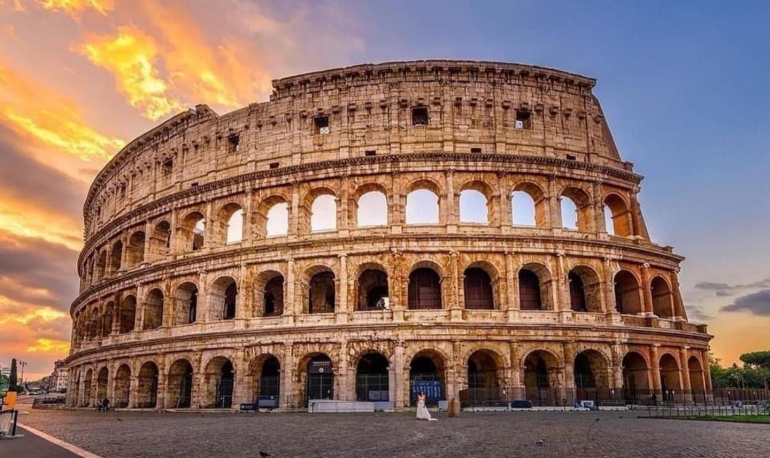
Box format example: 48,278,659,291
305,266,336,314
522,349,561,405
303,187,338,233
202,356,235,408
465,349,503,406
209,276,237,321
614,270,642,314
248,354,281,406
126,231,146,268
568,265,603,312
559,186,592,231
459,180,494,225
94,250,107,282
174,281,199,325
102,301,114,337
518,262,553,310
113,364,131,408
256,195,290,237
255,270,285,317
216,202,244,245
604,193,632,236
355,351,390,402
408,349,447,405
651,276,674,318
136,361,159,408
463,261,498,309
574,350,611,400
143,288,164,330
405,178,442,225
356,263,389,310
149,220,171,259
659,353,682,402
408,261,443,310
297,352,334,406
353,183,388,227
108,240,123,276
622,351,650,403
96,366,109,403
180,211,206,251
511,181,547,227
688,356,706,396
119,295,137,333
166,359,194,409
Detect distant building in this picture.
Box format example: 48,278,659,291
50,360,68,392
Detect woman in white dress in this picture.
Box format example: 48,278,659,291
415,391,437,421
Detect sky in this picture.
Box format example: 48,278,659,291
0,0,768,381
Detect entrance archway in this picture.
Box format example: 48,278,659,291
523,350,559,406
303,354,334,404
114,364,131,408
167,359,193,409
409,350,446,405
466,350,500,406
688,356,706,402
137,362,159,408
82,369,93,407
574,350,610,402
356,352,389,402
96,367,108,404
622,352,650,404
203,357,234,408
659,354,682,403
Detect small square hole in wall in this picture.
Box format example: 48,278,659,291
269,162,280,169
515,110,532,129
412,107,429,126
162,159,173,175
364,150,377,157
191,182,199,187
566,154,577,161
314,116,330,134
470,147,482,153
227,133,240,153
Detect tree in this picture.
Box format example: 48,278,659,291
740,351,770,390
709,353,732,388
9,358,18,391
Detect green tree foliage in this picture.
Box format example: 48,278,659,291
739,351,770,390
710,352,770,390
9,358,18,391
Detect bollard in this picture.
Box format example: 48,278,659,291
448,397,460,418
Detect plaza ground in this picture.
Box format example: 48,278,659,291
5,408,770,458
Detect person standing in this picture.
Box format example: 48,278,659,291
416,391,437,421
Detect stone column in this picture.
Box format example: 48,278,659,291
284,258,296,322
233,349,248,408
602,257,616,315
593,181,607,234
679,347,692,404
548,177,561,230
289,185,300,239
197,270,208,323
128,374,139,408
338,178,349,236
338,342,350,401
509,343,524,399
671,271,686,319
337,254,348,323
243,191,253,243
156,370,166,409
236,264,248,320
135,283,146,331
203,200,214,249
555,252,568,312
393,343,405,409
282,344,294,409
640,264,654,316
112,293,122,334
702,350,713,393
650,345,661,392
505,252,517,316
445,169,457,232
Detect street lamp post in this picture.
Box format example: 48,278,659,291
19,361,27,388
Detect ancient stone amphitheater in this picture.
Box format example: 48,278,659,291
66,60,712,411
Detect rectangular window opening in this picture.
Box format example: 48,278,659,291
470,147,482,154
515,110,532,129
269,162,280,169
191,182,199,187
162,159,173,175
566,154,577,161
227,134,240,153
412,107,429,126
314,116,330,134
365,150,377,157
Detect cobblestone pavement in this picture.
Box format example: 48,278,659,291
16,409,770,458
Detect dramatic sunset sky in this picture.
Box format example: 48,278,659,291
1,0,768,381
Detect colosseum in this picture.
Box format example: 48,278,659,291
65,60,713,411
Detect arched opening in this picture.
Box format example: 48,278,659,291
408,267,442,309
88,312,99,340
519,269,543,310
409,351,446,406
560,187,592,231
102,302,114,337
604,194,632,236
119,295,136,333
149,221,171,258
209,276,237,321
560,196,579,230
218,203,244,244
651,276,674,318
303,354,334,404
465,351,500,406
356,352,389,402
614,270,642,314
622,352,650,403
174,282,199,325
463,268,493,309
511,190,536,226
568,266,603,313
688,356,706,400
143,289,164,330
126,232,145,267
114,364,131,408
254,356,281,406
167,359,193,409
523,351,558,406
108,241,122,275
181,212,206,252
574,350,610,402
659,354,682,402
137,362,159,408
308,271,335,314
96,367,108,404
95,250,107,281
357,268,389,310
310,194,337,232
262,275,285,317
82,369,93,407
459,189,488,224
203,357,234,409
356,191,388,227
406,189,439,225
265,202,289,237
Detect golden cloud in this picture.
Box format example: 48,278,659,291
0,63,125,165
75,26,184,120
0,196,82,250
36,0,113,16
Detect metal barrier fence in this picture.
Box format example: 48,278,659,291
32,396,67,408
0,410,18,438
645,402,770,419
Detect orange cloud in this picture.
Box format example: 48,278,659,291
0,62,125,167
36,0,113,16
75,26,184,120
0,197,82,250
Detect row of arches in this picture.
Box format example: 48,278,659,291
74,263,678,343
69,348,708,409
82,180,641,287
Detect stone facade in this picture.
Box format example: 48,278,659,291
66,60,712,410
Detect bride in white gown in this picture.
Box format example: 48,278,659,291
416,391,437,421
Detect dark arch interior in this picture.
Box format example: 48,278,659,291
309,272,335,313
519,269,542,310
569,272,587,312
358,269,389,310
408,268,441,309
263,276,284,316
305,354,334,403
223,282,237,320
356,353,389,402
464,268,493,309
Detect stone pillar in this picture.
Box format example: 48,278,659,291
393,343,405,409
128,375,139,408
445,169,457,231
197,270,208,322
338,178,349,236
702,350,713,393
640,264,654,316
337,254,348,323
338,342,350,401
671,271,686,319
161,279,173,327
505,252,517,315
156,370,166,409
243,191,254,243
135,283,146,331
593,181,607,234
289,185,300,239
285,258,296,320
509,343,524,399
233,349,248,407
650,345,661,392
282,344,294,409
563,343,577,390
548,177,561,230
679,347,692,404
203,200,214,249
555,252,568,312
602,257,615,315
236,264,248,320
